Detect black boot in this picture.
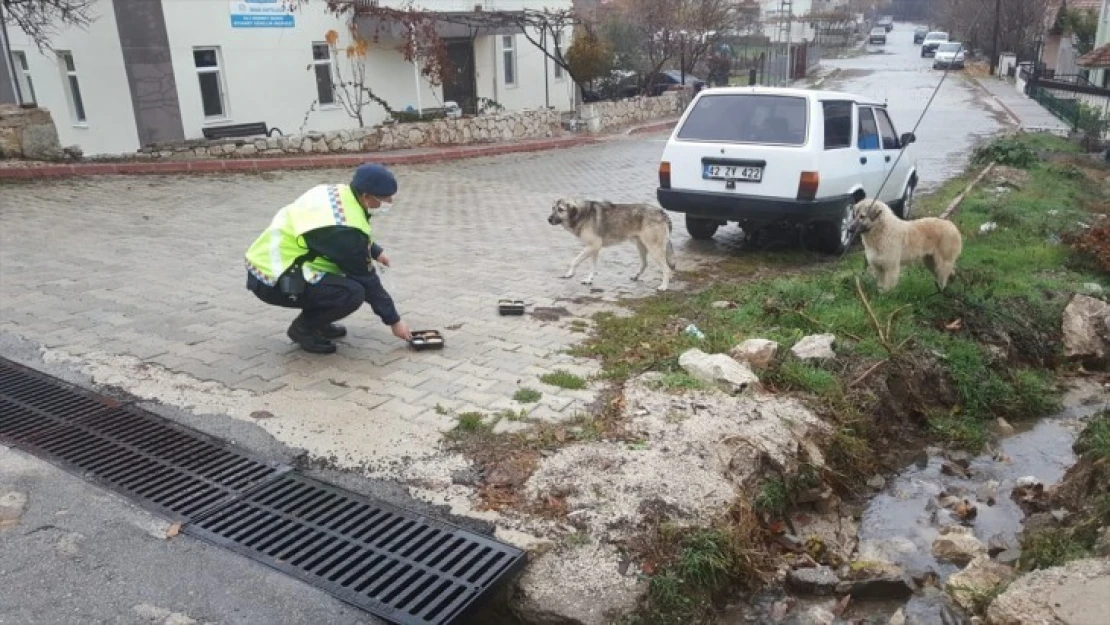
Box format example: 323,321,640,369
321,323,347,339
287,319,337,354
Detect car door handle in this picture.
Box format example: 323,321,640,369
860,156,867,164
885,155,892,162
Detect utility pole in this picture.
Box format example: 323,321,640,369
990,0,1001,75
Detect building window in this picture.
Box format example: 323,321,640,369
502,35,516,86
10,51,36,105
312,42,336,106
57,51,86,124
553,32,564,80
193,47,227,119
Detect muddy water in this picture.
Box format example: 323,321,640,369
856,402,1107,579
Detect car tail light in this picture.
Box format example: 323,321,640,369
797,171,820,201
659,161,671,189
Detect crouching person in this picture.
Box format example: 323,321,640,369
244,163,412,354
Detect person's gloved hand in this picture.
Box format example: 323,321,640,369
391,320,411,341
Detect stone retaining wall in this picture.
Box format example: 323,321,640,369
0,105,64,161
577,92,685,133
139,109,563,160
114,94,682,161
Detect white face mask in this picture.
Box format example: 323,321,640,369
368,206,390,217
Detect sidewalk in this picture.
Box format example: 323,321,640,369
969,74,1071,134
0,115,691,181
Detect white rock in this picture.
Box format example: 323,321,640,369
987,558,1110,625
729,339,780,369
931,525,987,565
791,334,837,360
1062,293,1110,363
678,348,759,394
980,222,998,233
945,555,1014,612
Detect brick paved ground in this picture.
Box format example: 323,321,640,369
0,132,751,478
0,33,1008,483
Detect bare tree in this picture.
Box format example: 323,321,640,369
676,0,738,76
933,0,1047,58
2,0,95,51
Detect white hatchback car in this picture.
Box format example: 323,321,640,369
657,87,919,253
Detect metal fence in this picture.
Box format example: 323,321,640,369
737,41,822,87
1028,84,1110,144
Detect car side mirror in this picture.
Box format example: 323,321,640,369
900,132,916,145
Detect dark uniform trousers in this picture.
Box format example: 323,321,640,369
246,271,400,330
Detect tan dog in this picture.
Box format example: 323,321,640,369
850,198,963,291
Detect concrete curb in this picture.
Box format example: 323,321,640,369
809,67,842,90
0,135,600,181
625,118,679,136
966,75,1024,129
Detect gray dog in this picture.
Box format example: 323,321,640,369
548,198,676,291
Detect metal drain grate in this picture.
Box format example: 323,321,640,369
0,358,121,443
0,357,288,522
186,473,527,625
1,358,525,622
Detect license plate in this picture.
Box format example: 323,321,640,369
703,164,762,182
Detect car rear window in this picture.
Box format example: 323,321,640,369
938,43,962,52
822,101,852,150
677,94,808,145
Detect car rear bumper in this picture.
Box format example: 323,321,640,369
933,59,965,67
657,188,850,223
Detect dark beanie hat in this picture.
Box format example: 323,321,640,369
350,163,398,197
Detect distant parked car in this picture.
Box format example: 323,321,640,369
878,15,894,32
921,31,949,57
869,27,887,45
646,70,706,97
914,26,928,44
932,42,967,70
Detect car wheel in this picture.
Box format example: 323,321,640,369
686,215,720,240
897,183,916,219
812,202,854,255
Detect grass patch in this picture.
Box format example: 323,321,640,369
540,369,588,390
1020,527,1091,570
928,412,990,451
513,387,542,403
455,411,489,433
628,502,770,625
1075,412,1110,460
571,132,1103,480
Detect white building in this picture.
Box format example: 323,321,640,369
759,0,850,43
3,0,575,156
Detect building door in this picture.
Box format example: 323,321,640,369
443,38,477,114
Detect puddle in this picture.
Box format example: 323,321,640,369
857,398,1109,580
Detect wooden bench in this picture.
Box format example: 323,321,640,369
201,122,282,140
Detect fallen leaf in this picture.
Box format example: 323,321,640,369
165,523,181,539
554,429,567,443
641,559,657,575
832,594,852,616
